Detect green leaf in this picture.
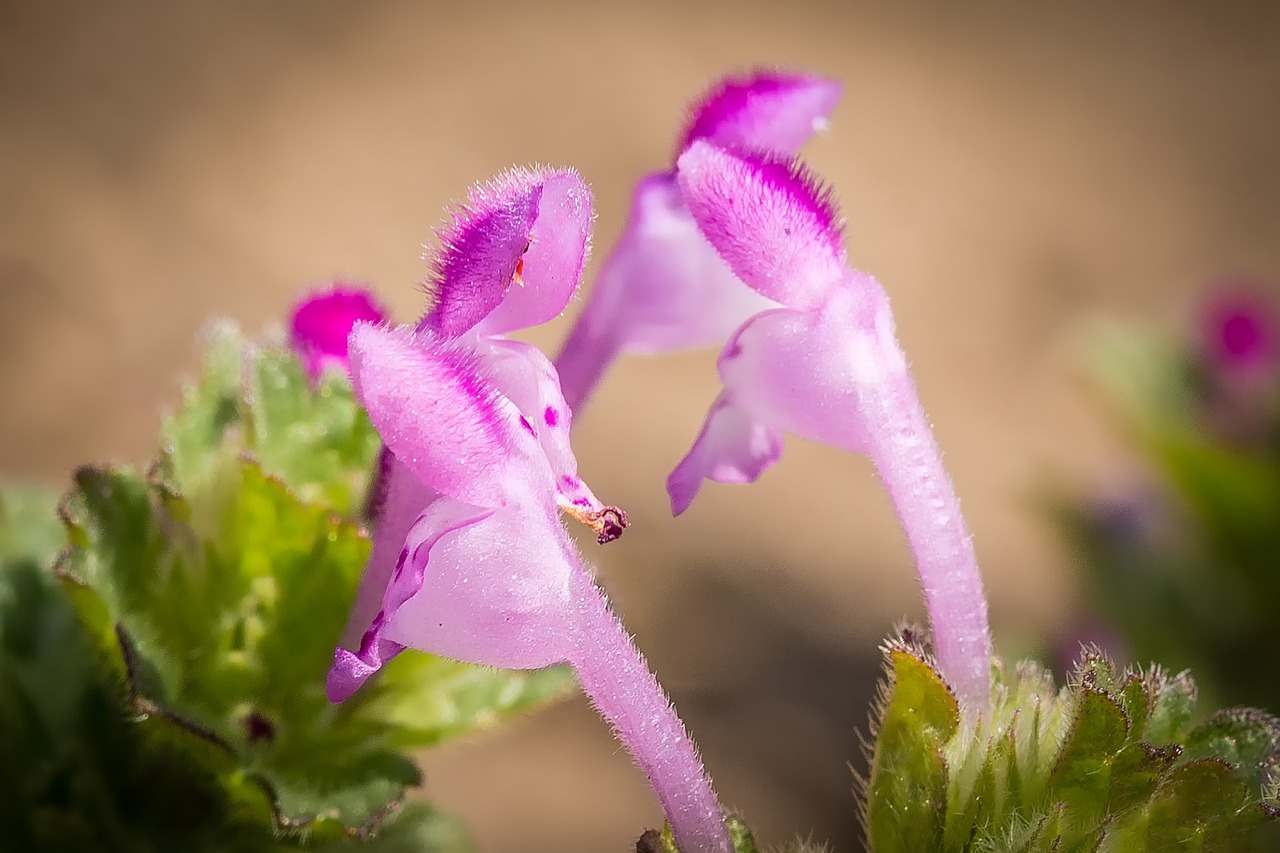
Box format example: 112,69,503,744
1048,688,1129,820
1145,669,1197,746
368,654,576,748
242,344,381,515
0,485,65,571
863,645,958,853
1182,709,1280,796
160,319,244,494
318,803,472,853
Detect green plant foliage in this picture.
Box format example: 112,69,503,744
862,632,1280,852
3,323,574,848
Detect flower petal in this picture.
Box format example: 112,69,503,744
556,174,777,409
670,291,903,514
717,300,877,452
341,454,438,649
382,497,579,669
419,168,542,337
477,169,593,336
676,70,842,161
328,498,496,701
676,141,845,310
289,284,387,379
419,167,592,338
478,338,598,506
348,322,543,507
667,392,783,516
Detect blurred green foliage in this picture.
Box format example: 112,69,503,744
0,323,574,850
1059,305,1280,713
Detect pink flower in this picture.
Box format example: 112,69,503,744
669,141,993,706
330,168,728,852
349,167,623,653
554,70,842,411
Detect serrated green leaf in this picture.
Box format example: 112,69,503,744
1182,709,1280,796
1048,689,1129,820
1144,760,1251,851
243,345,380,515
161,320,245,493
318,802,472,853
864,647,958,853
1145,670,1197,746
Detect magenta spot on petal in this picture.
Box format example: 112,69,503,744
572,497,590,507
674,71,841,165
544,406,559,427
562,474,579,487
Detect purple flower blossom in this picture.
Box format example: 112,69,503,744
289,284,387,380
330,168,727,852
669,141,993,705
554,70,841,411
348,167,624,649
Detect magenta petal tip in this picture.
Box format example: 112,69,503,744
676,69,842,162
420,166,593,338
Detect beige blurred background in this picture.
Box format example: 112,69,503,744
3,1,1279,850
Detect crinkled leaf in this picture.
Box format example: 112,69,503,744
242,343,381,514
1182,709,1280,795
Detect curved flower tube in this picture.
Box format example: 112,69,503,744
554,70,842,411
329,324,729,853
669,141,993,706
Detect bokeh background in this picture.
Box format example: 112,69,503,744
3,2,1279,850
